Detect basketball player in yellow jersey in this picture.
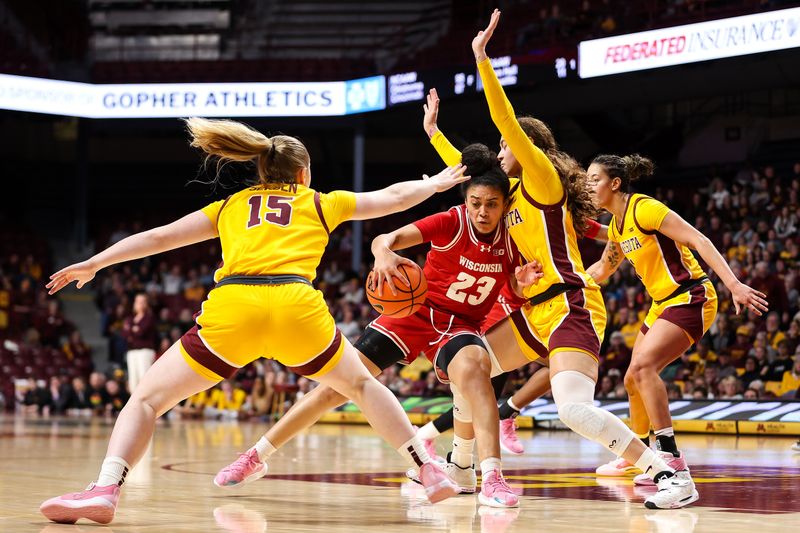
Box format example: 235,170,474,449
472,10,698,509
39,118,468,525
586,153,768,489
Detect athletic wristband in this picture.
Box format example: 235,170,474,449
585,219,601,239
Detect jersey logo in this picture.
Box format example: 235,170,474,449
505,208,524,228
480,244,491,253
620,236,642,254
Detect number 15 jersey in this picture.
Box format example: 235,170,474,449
414,204,518,325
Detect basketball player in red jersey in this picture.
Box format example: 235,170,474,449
216,143,530,508
416,88,608,456
39,118,468,524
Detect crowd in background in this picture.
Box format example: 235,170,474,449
2,160,800,419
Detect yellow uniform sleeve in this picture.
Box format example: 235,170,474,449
200,199,226,225
606,222,617,243
477,58,563,205
430,130,462,167
319,190,357,231
634,197,670,232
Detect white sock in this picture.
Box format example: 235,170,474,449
96,456,131,487
416,422,441,441
253,436,277,461
507,397,521,412
398,435,431,468
479,457,502,476
451,436,475,468
654,427,675,438
634,447,675,481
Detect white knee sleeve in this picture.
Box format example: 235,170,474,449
550,370,634,454
481,335,505,378
450,383,473,423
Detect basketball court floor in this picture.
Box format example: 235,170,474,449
2,414,798,532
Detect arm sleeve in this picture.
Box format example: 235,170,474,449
477,58,563,205
412,209,459,247
320,190,357,230
200,199,226,225
430,130,462,167
634,197,671,232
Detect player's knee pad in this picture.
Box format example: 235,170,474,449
481,335,505,378
551,370,634,453
450,382,473,423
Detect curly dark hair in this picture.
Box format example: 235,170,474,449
517,117,598,236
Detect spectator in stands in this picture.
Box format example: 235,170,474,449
597,375,615,397
67,376,92,415
779,355,800,397
601,331,631,375
764,341,794,381
688,339,717,378
104,379,129,415
63,330,91,363
729,325,753,365
122,293,156,393
36,300,70,347
205,380,247,419
45,375,71,416
764,313,786,349
244,376,273,421
716,351,737,380
665,383,682,400
709,313,734,354
335,306,360,344
618,307,642,349
87,372,109,414
750,261,789,316
322,261,345,286
740,356,763,389
162,265,183,296
106,303,128,366
718,375,742,399
743,388,760,400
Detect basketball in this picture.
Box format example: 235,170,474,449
365,263,427,318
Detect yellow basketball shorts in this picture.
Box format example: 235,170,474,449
179,282,345,381
642,280,717,343
517,286,607,360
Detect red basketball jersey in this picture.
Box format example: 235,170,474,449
413,205,517,325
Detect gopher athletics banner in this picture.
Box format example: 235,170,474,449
0,73,386,118
579,7,800,78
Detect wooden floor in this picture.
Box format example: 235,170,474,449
2,414,799,533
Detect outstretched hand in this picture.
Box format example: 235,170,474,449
731,282,769,316
472,9,501,62
515,259,544,289
369,254,418,297
423,164,470,192
46,260,97,295
422,88,440,139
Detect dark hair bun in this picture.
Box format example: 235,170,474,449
622,154,655,182
461,143,497,177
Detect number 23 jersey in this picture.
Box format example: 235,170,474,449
414,204,518,325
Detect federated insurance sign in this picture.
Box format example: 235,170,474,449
0,74,386,118
578,6,800,78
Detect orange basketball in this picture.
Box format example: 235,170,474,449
365,263,427,318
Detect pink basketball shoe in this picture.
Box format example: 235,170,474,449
40,482,120,524
499,419,524,455
479,469,519,508
634,451,688,486
417,462,459,503
595,457,639,476
214,448,269,488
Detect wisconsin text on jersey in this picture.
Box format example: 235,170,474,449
458,255,504,272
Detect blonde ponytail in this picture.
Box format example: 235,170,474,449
184,117,310,186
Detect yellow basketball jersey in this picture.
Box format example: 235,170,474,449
608,194,706,302
201,182,355,282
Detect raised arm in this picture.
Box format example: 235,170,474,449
472,9,562,205
423,88,462,167
47,211,217,294
658,212,769,316
586,240,624,283
351,164,468,221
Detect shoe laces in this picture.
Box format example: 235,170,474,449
483,470,513,495
500,419,518,440
223,451,259,476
